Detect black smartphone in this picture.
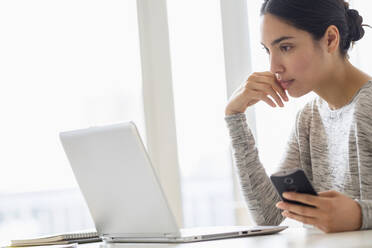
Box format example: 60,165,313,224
270,168,318,208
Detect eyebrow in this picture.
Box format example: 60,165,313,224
261,36,295,47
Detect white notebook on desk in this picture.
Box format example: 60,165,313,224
59,121,287,243
10,231,101,246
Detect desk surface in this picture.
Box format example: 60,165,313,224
80,227,372,248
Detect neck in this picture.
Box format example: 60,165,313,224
313,59,372,110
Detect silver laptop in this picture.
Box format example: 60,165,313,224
59,121,287,243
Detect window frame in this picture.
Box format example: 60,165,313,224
136,0,183,227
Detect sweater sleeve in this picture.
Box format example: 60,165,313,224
354,92,372,230
224,112,302,226
355,200,372,230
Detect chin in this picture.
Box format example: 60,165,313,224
287,88,311,98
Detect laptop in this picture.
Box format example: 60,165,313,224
59,121,287,243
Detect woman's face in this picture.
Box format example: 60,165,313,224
260,14,329,98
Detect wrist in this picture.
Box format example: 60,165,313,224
225,110,243,116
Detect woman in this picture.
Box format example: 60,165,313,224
224,0,372,233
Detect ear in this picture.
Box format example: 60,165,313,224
322,25,340,54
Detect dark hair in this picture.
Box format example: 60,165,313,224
261,0,370,58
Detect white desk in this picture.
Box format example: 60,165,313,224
80,227,372,248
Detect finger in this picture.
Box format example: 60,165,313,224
245,82,280,107
282,192,324,208
250,73,289,101
249,90,277,108
282,210,317,226
276,201,318,218
250,73,288,101
249,82,284,107
318,190,338,197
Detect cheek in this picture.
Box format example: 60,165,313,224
290,54,313,77
289,51,322,85
285,51,322,97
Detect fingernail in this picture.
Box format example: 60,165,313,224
283,192,290,198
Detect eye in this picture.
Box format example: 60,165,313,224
280,45,292,52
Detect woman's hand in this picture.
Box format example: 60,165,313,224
225,71,288,116
276,190,362,233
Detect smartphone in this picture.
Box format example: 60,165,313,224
270,168,318,208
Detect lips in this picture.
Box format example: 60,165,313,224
278,79,295,90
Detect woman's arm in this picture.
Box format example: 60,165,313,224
225,112,301,226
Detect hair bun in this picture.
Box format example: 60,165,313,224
346,8,365,42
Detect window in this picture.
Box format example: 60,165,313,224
0,0,144,240
166,0,236,227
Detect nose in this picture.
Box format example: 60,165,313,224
269,54,284,75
